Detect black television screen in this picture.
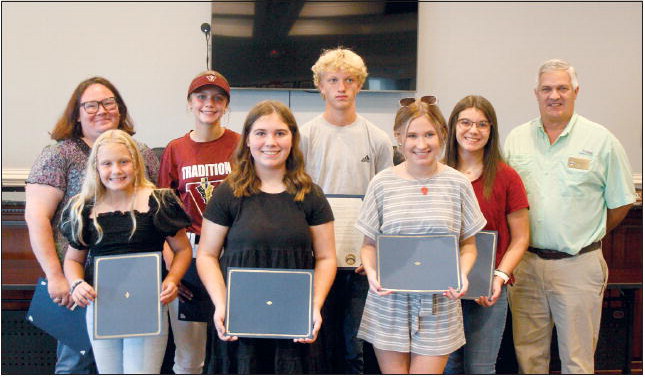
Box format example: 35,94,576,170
211,1,417,91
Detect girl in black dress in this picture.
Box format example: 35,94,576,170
61,129,192,374
196,100,337,374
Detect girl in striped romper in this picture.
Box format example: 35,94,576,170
356,97,486,374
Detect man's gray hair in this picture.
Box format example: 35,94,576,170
537,58,579,90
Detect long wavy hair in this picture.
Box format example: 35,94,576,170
225,100,313,201
50,77,135,141
445,95,503,199
61,130,156,246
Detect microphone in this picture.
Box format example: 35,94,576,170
200,23,211,70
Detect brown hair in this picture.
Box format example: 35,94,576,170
225,100,313,201
393,98,448,150
445,95,503,199
50,77,135,141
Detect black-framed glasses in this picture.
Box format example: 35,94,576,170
399,95,437,107
80,97,117,114
457,118,491,130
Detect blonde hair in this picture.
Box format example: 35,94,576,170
225,100,313,201
311,47,368,88
62,130,156,246
394,98,448,153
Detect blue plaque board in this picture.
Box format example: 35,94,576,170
377,234,461,292
225,268,313,339
463,231,498,300
94,252,162,339
178,259,214,322
26,278,91,354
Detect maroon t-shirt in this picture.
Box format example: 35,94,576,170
158,129,240,234
471,162,529,268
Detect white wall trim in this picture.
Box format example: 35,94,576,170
633,173,642,190
2,169,30,187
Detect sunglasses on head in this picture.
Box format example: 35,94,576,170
399,95,437,107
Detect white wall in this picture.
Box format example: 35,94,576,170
2,2,641,185
2,2,212,179
418,2,642,174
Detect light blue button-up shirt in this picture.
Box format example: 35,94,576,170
504,113,636,255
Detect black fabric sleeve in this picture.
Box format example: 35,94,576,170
152,189,192,237
203,182,237,227
304,184,334,226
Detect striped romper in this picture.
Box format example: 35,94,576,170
356,166,486,355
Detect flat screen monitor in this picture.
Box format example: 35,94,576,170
211,1,417,91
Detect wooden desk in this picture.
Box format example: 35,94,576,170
2,199,44,310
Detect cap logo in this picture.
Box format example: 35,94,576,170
206,75,216,82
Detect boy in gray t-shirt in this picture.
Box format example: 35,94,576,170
299,47,393,374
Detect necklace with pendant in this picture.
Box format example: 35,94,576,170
405,162,437,195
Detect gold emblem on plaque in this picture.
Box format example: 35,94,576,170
345,253,356,266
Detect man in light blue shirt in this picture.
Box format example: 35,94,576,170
504,59,636,374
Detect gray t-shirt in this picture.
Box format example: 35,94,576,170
299,114,393,195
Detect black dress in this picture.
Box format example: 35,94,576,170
59,189,191,282
203,182,334,374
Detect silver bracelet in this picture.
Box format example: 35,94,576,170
493,269,510,284
69,279,85,295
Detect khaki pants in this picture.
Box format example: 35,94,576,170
508,248,608,374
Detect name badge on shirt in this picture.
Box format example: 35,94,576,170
567,157,591,170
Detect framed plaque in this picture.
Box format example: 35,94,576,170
377,234,461,292
463,231,498,300
225,268,313,339
94,252,162,339
326,194,364,269
178,259,214,322
27,278,91,354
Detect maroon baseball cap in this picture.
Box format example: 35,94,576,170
187,71,231,100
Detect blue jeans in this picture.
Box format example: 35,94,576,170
321,270,368,373
85,303,169,374
444,285,508,374
55,342,96,374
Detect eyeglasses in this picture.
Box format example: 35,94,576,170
457,118,491,130
80,97,118,114
399,95,437,107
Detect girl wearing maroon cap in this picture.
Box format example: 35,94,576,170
157,70,240,374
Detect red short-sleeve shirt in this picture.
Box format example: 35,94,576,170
471,162,529,268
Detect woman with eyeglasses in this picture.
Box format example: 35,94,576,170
157,71,240,374
443,95,529,374
24,76,159,374
355,96,486,374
